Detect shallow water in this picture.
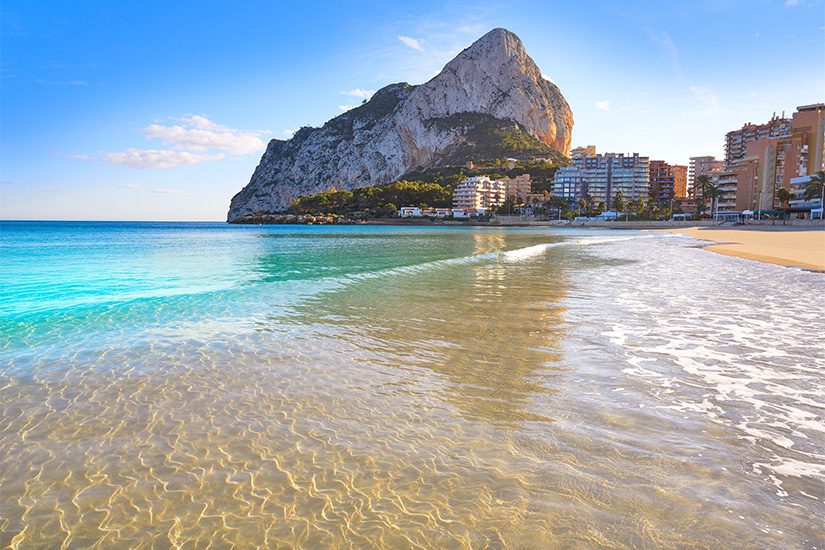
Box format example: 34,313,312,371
1,222,823,548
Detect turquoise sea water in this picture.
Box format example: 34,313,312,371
1,221,823,547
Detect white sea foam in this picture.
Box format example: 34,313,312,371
568,231,825,497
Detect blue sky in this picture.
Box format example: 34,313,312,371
2,0,823,220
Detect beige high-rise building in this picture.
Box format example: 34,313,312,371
570,145,596,158
500,174,532,201
688,156,723,198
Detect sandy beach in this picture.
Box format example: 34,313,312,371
671,227,825,270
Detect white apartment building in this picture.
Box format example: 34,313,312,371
452,176,507,210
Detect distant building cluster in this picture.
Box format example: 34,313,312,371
688,103,825,219
398,174,535,219
397,102,824,222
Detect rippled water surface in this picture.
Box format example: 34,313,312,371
1,221,823,548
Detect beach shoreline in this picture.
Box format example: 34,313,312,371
667,226,825,271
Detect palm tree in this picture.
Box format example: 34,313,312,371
613,190,625,213
549,196,568,221
584,194,595,215
695,174,711,217
702,180,723,220
804,170,825,219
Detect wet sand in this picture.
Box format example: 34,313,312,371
670,227,825,270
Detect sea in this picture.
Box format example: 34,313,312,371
1,221,823,548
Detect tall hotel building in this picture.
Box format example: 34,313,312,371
552,151,650,208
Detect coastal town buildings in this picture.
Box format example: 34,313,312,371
500,174,532,202
452,176,506,210
720,103,825,213
552,152,650,208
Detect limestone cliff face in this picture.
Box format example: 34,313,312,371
228,28,573,221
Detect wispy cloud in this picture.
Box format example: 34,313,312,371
65,152,93,160
35,79,88,86
785,0,800,6
153,188,182,195
100,115,267,169
646,29,683,81
118,183,142,189
104,149,225,169
338,104,359,112
340,88,375,100
595,100,611,111
398,35,423,51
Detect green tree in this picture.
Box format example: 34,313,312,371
695,174,712,217
613,190,625,213
702,180,723,220
803,171,825,217
550,196,568,221
584,194,595,215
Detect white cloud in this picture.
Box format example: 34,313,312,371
595,100,611,111
118,183,142,189
785,0,800,5
338,104,359,112
142,115,266,156
101,115,266,169
341,88,375,100
153,188,182,195
282,128,296,137
104,149,225,169
398,35,423,51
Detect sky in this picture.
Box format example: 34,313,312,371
2,0,823,221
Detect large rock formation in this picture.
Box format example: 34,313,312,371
228,28,573,221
